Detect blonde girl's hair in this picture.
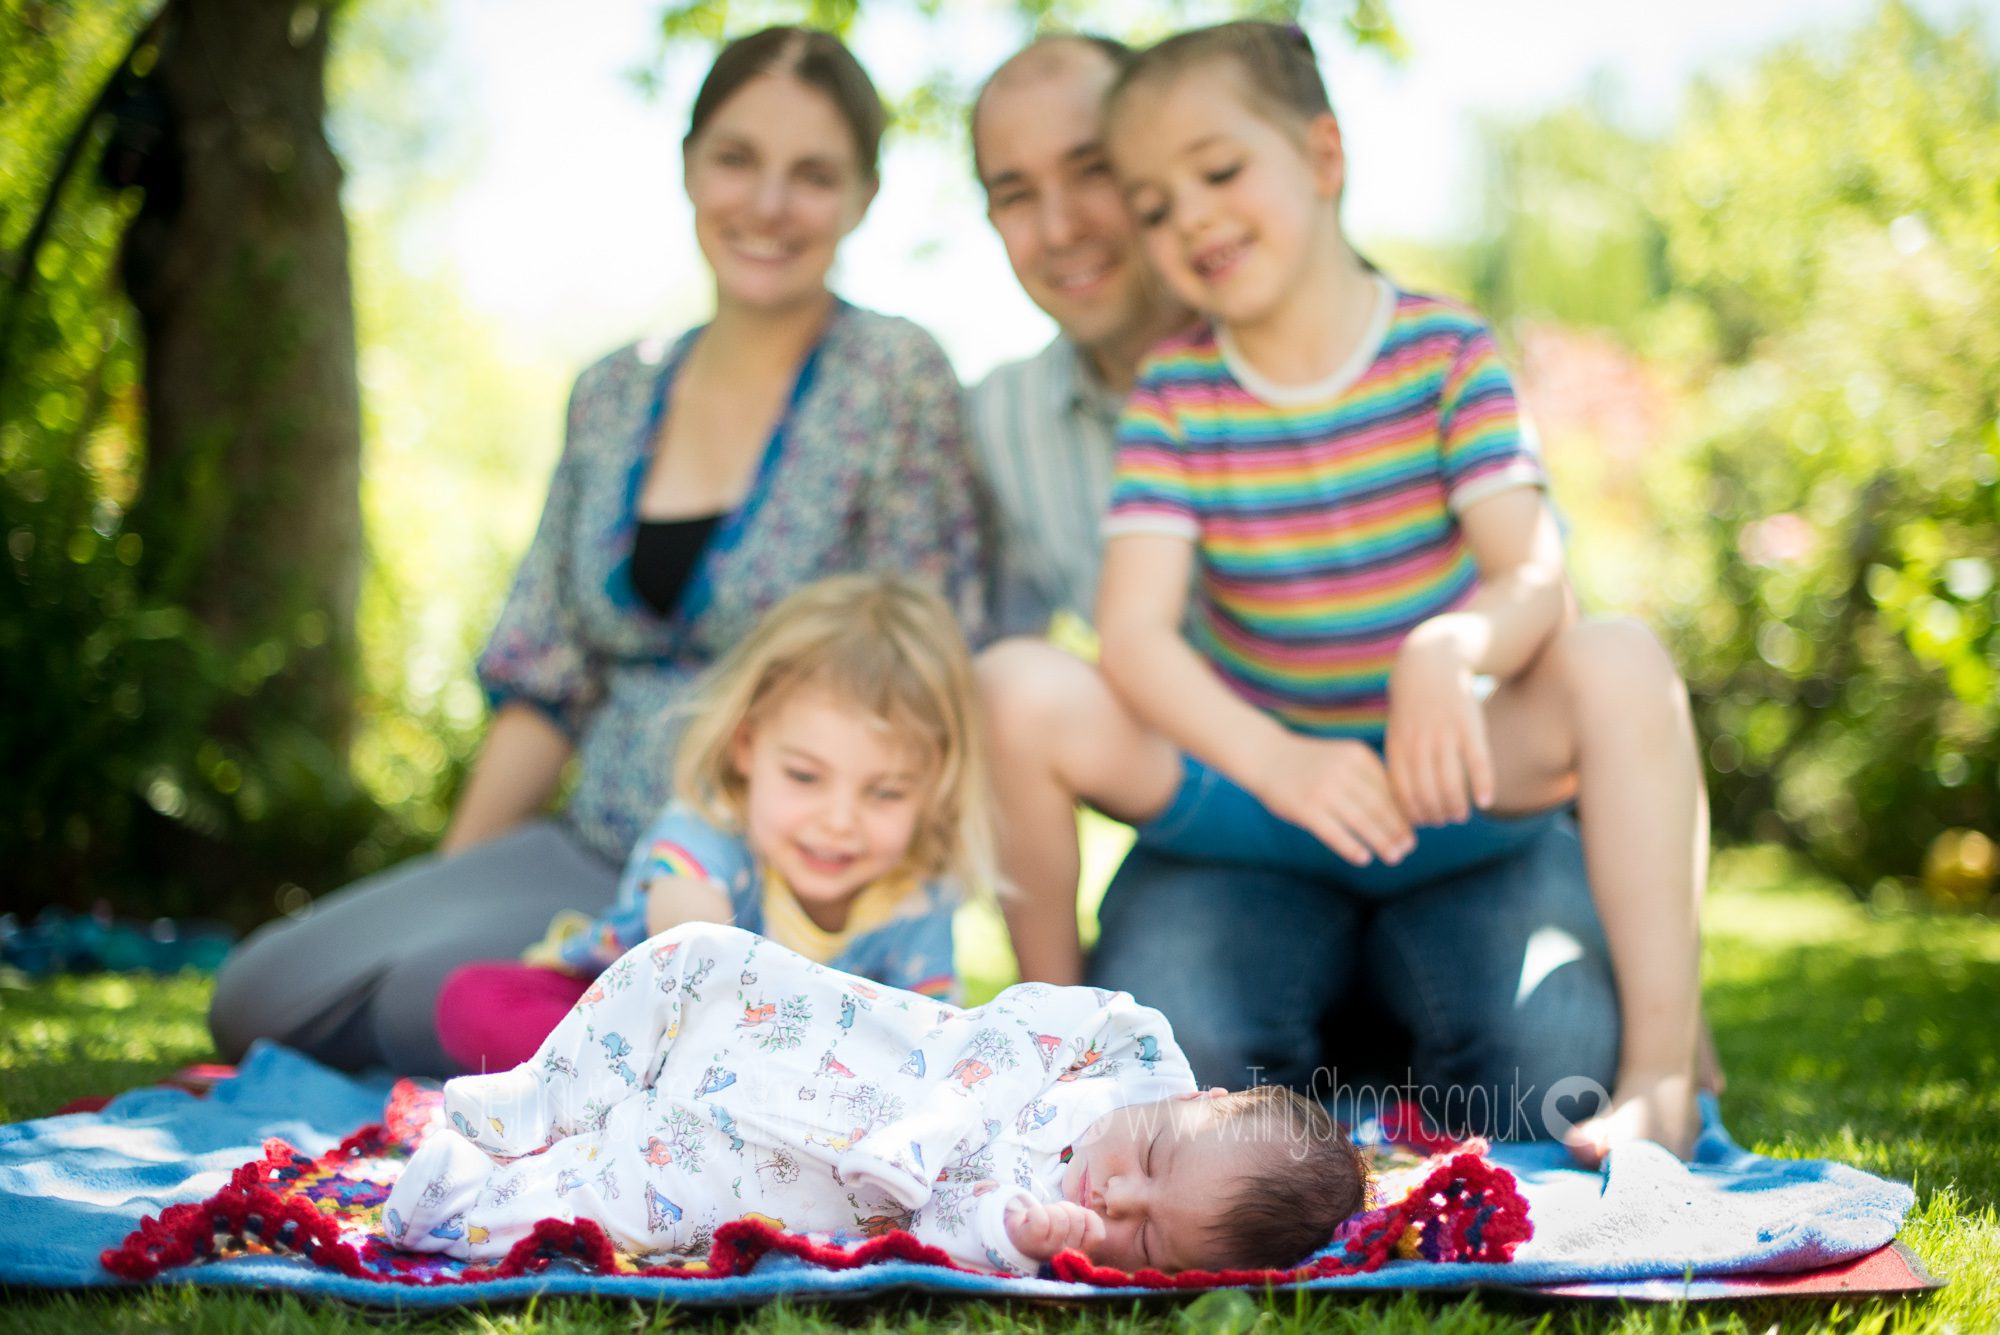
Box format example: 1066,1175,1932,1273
1106,20,1332,139
672,573,998,901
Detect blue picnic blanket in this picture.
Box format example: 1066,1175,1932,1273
0,1044,1915,1306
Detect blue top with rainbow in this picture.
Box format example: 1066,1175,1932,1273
557,801,960,1000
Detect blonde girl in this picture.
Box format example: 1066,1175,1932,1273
438,574,995,1070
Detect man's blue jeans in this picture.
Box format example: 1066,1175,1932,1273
1087,815,1617,1141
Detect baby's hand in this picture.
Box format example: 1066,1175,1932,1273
1385,632,1493,827
1004,1197,1105,1261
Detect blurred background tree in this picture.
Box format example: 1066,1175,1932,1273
2,0,382,925
2,0,453,924
1650,1,1997,896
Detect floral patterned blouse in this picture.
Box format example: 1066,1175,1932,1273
475,302,987,862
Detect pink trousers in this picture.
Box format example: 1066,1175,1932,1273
434,962,590,1073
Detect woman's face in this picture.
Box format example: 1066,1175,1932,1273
684,72,877,315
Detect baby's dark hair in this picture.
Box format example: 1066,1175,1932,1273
1206,1086,1368,1271
1107,20,1332,137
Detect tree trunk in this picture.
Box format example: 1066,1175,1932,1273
120,0,366,900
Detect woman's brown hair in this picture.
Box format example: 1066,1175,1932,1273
685,26,886,179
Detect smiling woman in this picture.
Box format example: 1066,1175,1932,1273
206,27,988,1079
681,39,879,322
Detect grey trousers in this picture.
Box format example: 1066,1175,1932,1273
208,820,620,1076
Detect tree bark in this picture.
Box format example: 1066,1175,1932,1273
120,0,365,890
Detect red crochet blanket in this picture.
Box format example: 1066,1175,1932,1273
104,1079,1530,1289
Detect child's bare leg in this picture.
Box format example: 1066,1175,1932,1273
1697,1014,1725,1096
976,640,1183,985
1480,618,1705,1162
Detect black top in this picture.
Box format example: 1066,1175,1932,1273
632,513,723,617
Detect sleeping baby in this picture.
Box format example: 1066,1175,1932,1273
384,923,1365,1275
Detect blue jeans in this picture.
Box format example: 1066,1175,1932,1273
1087,815,1617,1141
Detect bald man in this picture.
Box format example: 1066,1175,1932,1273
966,37,1186,635
966,36,1623,1145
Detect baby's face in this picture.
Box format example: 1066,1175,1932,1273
1058,1092,1264,1272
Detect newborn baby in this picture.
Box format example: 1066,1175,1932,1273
385,923,1364,1274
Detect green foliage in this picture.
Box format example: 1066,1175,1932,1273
630,0,1406,139
1645,2,2000,888
1473,2,2000,889
1473,102,1664,342
334,0,564,878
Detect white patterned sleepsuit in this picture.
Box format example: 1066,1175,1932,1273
384,923,1194,1273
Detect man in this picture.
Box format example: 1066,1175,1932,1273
965,35,1623,1143
966,36,1187,637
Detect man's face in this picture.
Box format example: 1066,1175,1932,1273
975,49,1159,357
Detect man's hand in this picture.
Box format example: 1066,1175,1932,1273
1385,631,1495,828
1249,733,1414,866
1004,1197,1105,1262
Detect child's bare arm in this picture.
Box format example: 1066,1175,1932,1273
643,874,734,938
1403,488,1570,677
1098,534,1413,866
1386,488,1571,826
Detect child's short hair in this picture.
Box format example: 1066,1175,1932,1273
1207,1085,1368,1271
1107,20,1332,137
672,574,996,898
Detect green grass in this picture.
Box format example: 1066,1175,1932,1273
2,847,1995,1333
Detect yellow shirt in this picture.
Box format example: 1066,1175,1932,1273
757,872,923,964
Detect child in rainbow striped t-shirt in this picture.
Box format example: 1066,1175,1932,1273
999,21,1710,1167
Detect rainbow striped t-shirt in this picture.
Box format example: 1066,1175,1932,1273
1104,278,1544,741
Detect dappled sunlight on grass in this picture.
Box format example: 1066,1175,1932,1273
1690,849,2000,1331
0,970,216,1122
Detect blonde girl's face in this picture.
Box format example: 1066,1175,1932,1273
730,686,932,925
1107,66,1343,335
683,72,877,316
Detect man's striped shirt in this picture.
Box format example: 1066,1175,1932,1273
967,336,1124,636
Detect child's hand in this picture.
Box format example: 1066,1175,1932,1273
1385,634,1494,826
1004,1197,1106,1262
1252,734,1415,866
